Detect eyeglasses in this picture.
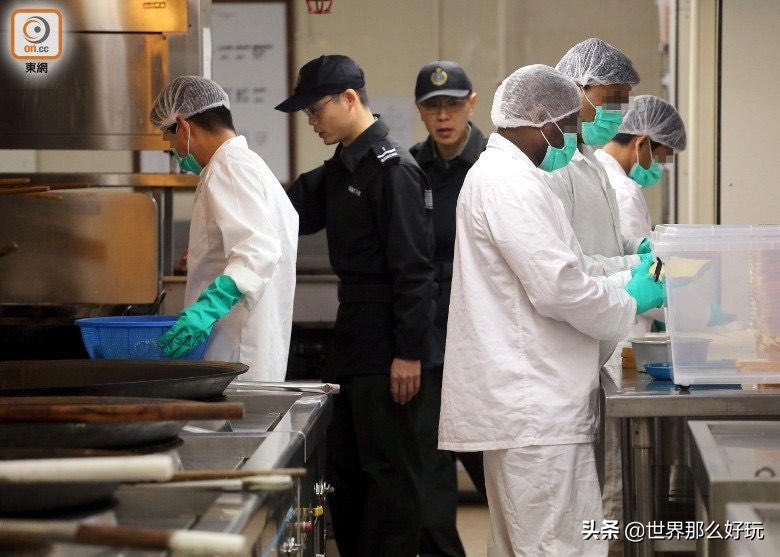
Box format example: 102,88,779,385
303,95,340,118
418,97,469,114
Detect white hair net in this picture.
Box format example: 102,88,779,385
150,76,231,130
555,38,640,87
618,95,687,150
491,64,581,128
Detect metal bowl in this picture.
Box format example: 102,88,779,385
630,336,671,372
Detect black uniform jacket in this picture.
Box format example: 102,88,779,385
409,123,488,367
289,118,436,379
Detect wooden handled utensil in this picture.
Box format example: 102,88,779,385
0,396,244,422
170,467,307,481
0,521,248,556
0,186,50,195
0,178,30,186
0,454,175,483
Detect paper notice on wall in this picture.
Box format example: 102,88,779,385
371,96,417,150
211,3,289,182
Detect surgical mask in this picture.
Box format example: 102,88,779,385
581,90,623,146
538,122,577,173
628,140,663,188
172,122,202,175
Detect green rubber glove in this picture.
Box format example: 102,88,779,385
158,275,243,358
638,237,652,255
625,263,666,315
631,252,655,277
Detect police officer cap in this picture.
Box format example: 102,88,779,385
275,55,365,113
415,60,473,104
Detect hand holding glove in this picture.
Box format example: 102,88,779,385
632,252,655,277
625,258,666,314
638,237,652,255
158,275,243,358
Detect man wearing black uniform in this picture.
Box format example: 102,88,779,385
276,55,435,557
409,60,488,557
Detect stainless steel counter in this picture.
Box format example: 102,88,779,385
725,502,780,556
3,385,334,556
601,369,780,557
689,421,780,557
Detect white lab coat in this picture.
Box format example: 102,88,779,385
595,148,660,340
185,136,298,382
549,145,644,367
594,149,652,240
438,133,636,452
548,145,642,277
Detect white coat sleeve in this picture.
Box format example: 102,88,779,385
583,253,641,276
484,178,636,342
206,162,282,308
623,236,645,255
618,191,652,240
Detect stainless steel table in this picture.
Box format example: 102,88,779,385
688,421,780,557
601,369,780,557
725,502,780,556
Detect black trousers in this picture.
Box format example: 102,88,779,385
416,366,488,557
326,374,423,557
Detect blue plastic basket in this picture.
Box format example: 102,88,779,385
75,315,209,360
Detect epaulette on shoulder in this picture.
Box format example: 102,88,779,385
371,139,401,166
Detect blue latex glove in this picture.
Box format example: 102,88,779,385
638,237,652,255
158,275,243,358
625,259,666,314
631,252,655,277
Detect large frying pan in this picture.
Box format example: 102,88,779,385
0,360,248,400
0,396,244,449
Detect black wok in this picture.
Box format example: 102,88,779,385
0,396,243,449
0,482,119,516
0,360,248,400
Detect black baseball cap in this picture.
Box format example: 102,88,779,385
275,55,366,113
415,60,473,103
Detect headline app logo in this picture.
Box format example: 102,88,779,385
11,9,62,60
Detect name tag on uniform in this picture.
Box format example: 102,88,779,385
347,185,362,197
424,188,433,210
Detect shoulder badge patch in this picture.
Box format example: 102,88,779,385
372,140,400,166
431,67,448,87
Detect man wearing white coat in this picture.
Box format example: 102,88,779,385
438,65,666,556
150,76,298,382
596,95,687,241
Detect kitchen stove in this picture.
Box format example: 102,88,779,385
0,385,334,556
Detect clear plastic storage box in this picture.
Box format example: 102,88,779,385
653,225,780,386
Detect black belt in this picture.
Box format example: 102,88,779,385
435,261,453,282
337,284,394,303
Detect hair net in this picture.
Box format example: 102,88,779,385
150,76,231,130
619,95,687,150
491,64,581,128
555,38,640,87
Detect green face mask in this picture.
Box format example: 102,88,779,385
582,105,623,146
172,123,203,175
580,89,623,146
628,140,663,188
538,124,577,173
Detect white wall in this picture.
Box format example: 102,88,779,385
719,0,780,224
